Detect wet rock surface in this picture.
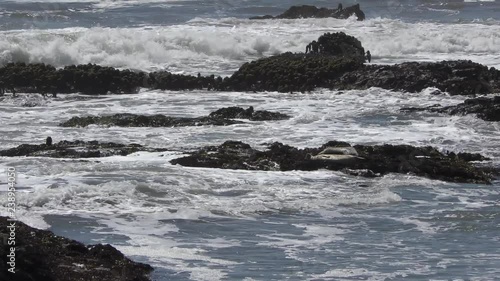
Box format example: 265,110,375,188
170,141,493,184
401,96,500,121
335,60,500,96
312,32,366,61
0,216,153,281
224,53,362,92
0,140,167,158
249,3,365,21
60,107,290,127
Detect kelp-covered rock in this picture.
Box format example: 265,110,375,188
0,140,167,158
223,53,362,92
335,60,500,95
0,217,153,281
60,107,289,127
401,96,500,121
250,3,365,21
170,141,493,184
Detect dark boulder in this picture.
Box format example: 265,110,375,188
171,140,493,184
401,96,500,121
250,3,365,21
0,216,153,281
0,140,167,158
313,32,366,62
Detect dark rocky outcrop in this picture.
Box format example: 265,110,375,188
0,63,227,96
0,216,153,281
0,140,167,158
250,3,365,21
170,141,493,184
60,107,290,127
401,96,500,121
223,53,362,93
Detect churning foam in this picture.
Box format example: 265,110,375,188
1,17,499,74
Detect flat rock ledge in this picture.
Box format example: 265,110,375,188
0,140,167,158
170,141,493,184
60,106,290,127
0,217,153,281
401,96,500,121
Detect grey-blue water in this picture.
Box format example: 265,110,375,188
0,1,499,280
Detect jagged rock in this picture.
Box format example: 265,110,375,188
250,3,365,21
335,60,500,96
0,140,167,158
60,107,289,127
170,140,493,184
0,216,153,281
401,96,500,121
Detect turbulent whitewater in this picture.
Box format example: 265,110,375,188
1,1,499,280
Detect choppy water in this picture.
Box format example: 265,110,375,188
1,1,500,280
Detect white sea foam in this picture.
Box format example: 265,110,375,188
1,17,499,74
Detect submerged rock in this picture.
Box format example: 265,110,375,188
250,3,365,21
170,140,493,184
0,216,153,281
0,140,167,158
401,96,500,121
60,107,290,127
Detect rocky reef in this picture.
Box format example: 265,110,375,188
60,107,290,127
401,96,500,121
170,141,493,184
0,140,167,158
0,216,153,281
250,3,365,21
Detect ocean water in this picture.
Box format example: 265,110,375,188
1,1,500,280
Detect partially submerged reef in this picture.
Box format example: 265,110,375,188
0,140,167,158
170,141,493,184
60,106,290,127
249,3,366,21
0,217,153,281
